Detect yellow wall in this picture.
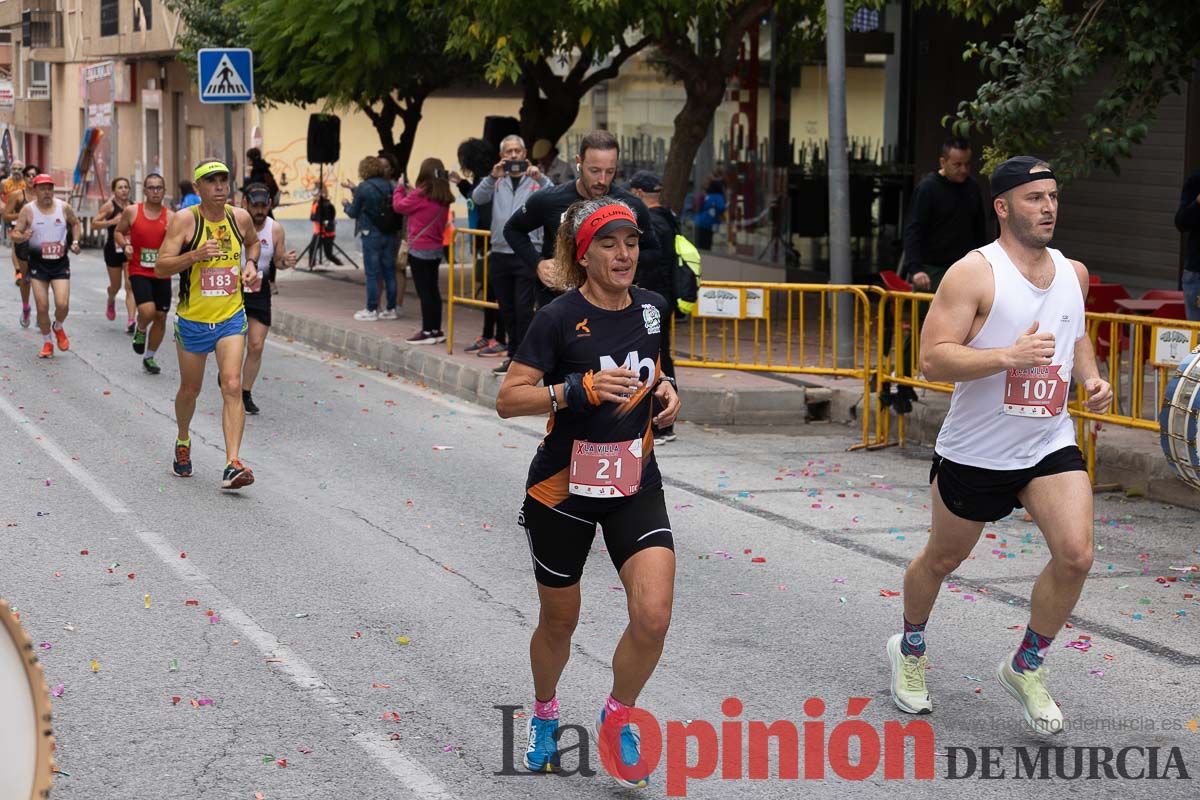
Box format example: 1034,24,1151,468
259,95,522,220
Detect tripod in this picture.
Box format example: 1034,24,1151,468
299,163,359,270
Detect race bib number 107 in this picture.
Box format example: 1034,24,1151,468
1003,365,1068,417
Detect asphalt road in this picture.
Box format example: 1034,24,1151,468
2,248,1199,799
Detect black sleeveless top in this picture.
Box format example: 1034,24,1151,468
103,200,127,266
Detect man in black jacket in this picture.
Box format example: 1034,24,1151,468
500,130,659,375
629,170,682,444
893,138,987,407
1174,168,1200,322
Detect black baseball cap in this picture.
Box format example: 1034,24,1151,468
990,156,1056,199
242,182,272,205
628,170,663,193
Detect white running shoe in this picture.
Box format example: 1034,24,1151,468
353,308,379,321
378,308,399,320
887,633,932,714
996,658,1063,736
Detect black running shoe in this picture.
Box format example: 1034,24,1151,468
243,390,260,415
222,460,255,490
492,358,511,375
132,328,147,354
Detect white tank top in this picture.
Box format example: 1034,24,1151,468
28,199,68,251
934,240,1086,470
256,216,275,277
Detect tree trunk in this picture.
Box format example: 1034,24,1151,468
662,87,726,212
518,68,583,146
360,92,427,177
393,96,426,177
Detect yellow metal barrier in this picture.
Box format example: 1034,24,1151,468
864,290,1200,485
445,227,496,353
674,281,875,446
1070,312,1200,483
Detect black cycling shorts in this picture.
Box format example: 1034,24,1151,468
129,275,172,312
519,488,674,588
931,445,1086,523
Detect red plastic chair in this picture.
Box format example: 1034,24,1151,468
880,270,913,292
1140,289,1185,301
1087,284,1131,360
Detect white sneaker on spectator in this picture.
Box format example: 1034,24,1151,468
378,308,400,320
354,309,379,321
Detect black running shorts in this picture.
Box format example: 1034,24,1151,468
28,256,70,282
930,445,1086,523
130,275,172,312
519,488,674,588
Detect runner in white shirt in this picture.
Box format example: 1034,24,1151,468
10,175,82,358
886,157,1113,736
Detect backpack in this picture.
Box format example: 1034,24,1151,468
365,180,403,234
673,233,702,315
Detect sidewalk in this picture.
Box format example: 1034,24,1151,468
268,263,1199,510
269,265,827,425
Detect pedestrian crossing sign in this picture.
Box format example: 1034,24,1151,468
198,48,254,104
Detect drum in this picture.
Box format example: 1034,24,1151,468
0,598,55,799
1159,347,1200,492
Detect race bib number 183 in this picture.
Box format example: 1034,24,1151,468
199,266,238,296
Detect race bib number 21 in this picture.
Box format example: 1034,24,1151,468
569,439,643,498
1003,365,1068,417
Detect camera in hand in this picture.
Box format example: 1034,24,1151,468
505,159,529,175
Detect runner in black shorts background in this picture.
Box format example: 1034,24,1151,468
497,196,680,788
239,183,297,415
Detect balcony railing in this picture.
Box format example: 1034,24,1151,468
22,9,63,49
28,84,50,100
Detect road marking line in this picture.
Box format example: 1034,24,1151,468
0,395,130,514
0,393,459,799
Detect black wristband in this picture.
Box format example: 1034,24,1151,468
563,372,594,412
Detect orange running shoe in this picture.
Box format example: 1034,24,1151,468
54,326,70,351
38,342,53,359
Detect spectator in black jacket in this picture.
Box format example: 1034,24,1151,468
895,138,987,399
452,137,507,353
503,129,660,324
629,170,682,444
1174,168,1200,322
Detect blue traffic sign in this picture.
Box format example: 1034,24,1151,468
198,48,254,104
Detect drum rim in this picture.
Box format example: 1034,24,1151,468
0,597,55,799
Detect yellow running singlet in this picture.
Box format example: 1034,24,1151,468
177,205,245,324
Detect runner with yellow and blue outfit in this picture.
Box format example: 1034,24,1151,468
155,160,261,489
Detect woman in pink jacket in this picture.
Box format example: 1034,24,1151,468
393,158,453,344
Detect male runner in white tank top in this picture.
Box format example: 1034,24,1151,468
886,157,1113,736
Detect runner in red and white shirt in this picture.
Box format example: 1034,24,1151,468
10,174,81,359
114,173,173,374
887,156,1113,737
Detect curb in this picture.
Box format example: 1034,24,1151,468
271,309,822,426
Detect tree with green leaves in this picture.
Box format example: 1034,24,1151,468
167,0,482,173
940,0,1200,182
642,0,777,209
444,0,651,146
